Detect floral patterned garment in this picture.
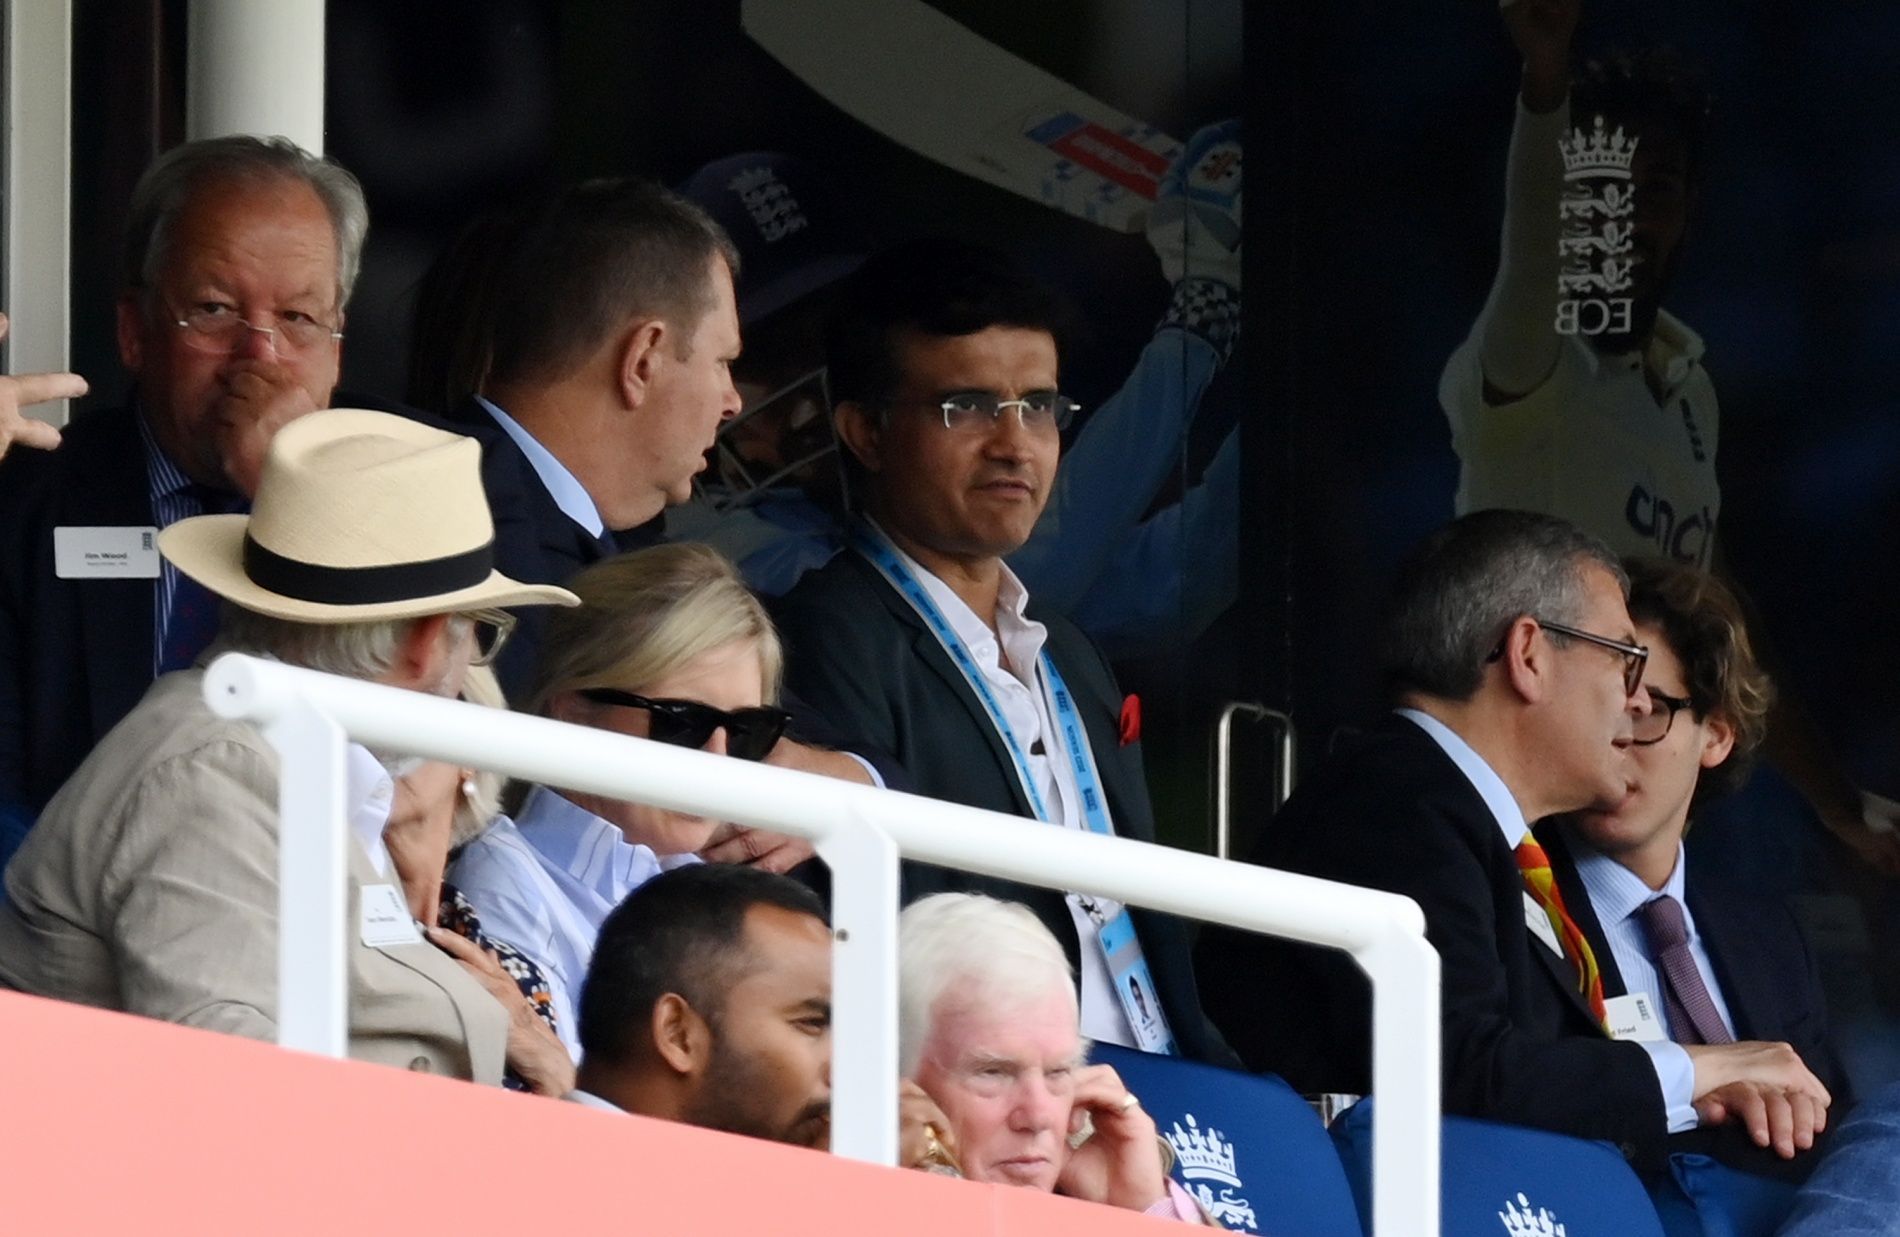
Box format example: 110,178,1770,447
436,881,559,1091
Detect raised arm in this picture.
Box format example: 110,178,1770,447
1477,0,1580,403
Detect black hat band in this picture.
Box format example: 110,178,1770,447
243,533,495,606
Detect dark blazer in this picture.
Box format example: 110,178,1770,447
435,403,622,697
1194,713,1671,1167
771,549,1235,1066
0,406,161,811
1550,821,1844,1179
0,401,543,815
444,401,886,781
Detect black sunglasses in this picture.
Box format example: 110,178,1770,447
578,688,791,761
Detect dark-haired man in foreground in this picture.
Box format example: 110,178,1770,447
568,863,834,1145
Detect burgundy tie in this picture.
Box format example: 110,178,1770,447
1635,894,1733,1045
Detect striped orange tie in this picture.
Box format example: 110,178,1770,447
1514,831,1607,1028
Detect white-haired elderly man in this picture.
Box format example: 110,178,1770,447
900,892,1219,1225
0,409,577,1089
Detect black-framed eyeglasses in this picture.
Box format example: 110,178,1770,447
465,609,516,667
578,688,792,762
891,390,1080,434
1632,689,1695,746
171,302,344,355
1535,618,1650,697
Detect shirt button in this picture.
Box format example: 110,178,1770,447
408,1056,433,1073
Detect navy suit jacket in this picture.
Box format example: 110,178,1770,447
0,406,160,811
441,400,887,775
434,403,623,697
1550,821,1844,1179
771,549,1236,1066
0,400,542,815
1195,714,1672,1166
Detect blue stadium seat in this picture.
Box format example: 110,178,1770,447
1088,1041,1363,1236
1330,1099,1667,1236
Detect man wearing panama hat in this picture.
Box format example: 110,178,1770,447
0,409,577,1085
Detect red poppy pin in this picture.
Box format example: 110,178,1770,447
1118,694,1142,746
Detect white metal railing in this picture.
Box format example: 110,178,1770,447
204,653,1442,1236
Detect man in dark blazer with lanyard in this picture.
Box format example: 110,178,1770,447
412,179,889,872
1553,557,1844,1178
1197,511,1833,1169
771,239,1233,1065
0,136,369,828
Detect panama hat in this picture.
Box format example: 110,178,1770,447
158,409,578,623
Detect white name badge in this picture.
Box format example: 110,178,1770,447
1604,992,1668,1042
54,526,161,579
359,883,424,948
1523,890,1565,958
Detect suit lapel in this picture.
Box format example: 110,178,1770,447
848,553,1036,818
1685,880,1765,1041
346,844,506,1084
70,415,162,737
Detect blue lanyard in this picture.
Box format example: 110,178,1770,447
851,523,1115,840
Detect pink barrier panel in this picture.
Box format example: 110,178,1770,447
0,991,1176,1234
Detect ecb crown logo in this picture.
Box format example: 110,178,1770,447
1165,1113,1257,1231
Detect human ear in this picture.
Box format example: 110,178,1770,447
616,319,670,410
833,401,883,474
116,294,146,371
652,993,711,1076
1698,713,1736,770
1498,617,1548,703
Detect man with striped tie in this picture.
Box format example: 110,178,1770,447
1197,509,1830,1170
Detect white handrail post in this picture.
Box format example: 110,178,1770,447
815,804,901,1165
1361,926,1442,1237
264,700,350,1057
186,0,326,153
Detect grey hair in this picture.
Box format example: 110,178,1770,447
1380,509,1627,702
218,605,471,682
898,893,1075,1077
125,135,370,307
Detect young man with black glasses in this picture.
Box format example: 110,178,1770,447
1555,558,1845,1178
1196,510,1832,1172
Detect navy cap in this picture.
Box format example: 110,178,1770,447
679,152,871,326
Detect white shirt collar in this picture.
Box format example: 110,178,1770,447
344,743,396,878
477,395,607,539
1570,833,1687,926
1395,707,1531,848
866,515,1041,657
564,1089,625,1113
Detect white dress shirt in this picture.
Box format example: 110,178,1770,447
448,785,701,1059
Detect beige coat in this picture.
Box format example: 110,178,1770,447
0,670,507,1083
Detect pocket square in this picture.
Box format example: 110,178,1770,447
1118,694,1142,746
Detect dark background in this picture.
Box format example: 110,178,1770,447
59,0,1900,1089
